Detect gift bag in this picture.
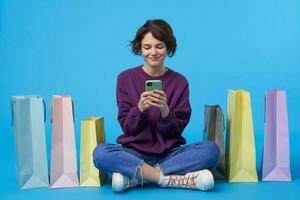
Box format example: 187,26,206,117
226,90,258,182
11,95,49,189
203,105,225,179
80,117,107,186
50,95,79,188
262,90,291,181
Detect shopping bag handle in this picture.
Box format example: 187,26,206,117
50,97,75,123
203,105,225,132
11,98,46,126
11,100,15,126
203,106,208,132
50,100,53,124
71,99,75,122
264,95,266,123
221,109,225,131
42,99,46,123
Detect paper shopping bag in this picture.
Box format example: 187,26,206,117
80,117,107,186
262,89,291,181
203,105,225,179
226,90,258,182
11,95,49,189
50,95,79,188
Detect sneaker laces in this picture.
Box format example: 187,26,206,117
127,165,144,188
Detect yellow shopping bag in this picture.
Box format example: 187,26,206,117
226,90,258,182
80,117,107,186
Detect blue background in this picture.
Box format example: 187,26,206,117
1,0,299,199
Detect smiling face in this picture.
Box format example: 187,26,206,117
141,32,167,68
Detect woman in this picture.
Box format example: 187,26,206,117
93,19,220,192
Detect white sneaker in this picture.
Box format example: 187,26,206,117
158,169,214,191
112,172,141,192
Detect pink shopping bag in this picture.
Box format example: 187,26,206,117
50,95,79,188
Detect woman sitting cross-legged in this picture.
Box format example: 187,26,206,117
93,19,220,192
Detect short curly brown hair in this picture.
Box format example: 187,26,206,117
130,19,177,57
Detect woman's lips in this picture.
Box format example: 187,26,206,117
148,56,161,61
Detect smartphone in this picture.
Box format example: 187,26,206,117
145,80,162,91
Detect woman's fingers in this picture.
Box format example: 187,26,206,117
147,100,163,108
154,90,167,101
141,91,154,98
150,94,167,102
153,89,166,97
149,96,165,105
143,90,165,97
141,98,150,106
140,90,167,110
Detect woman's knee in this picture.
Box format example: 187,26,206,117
193,141,220,166
93,144,117,166
204,141,220,167
192,141,220,153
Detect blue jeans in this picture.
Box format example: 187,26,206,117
93,141,220,178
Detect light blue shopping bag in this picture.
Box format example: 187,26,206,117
11,95,49,189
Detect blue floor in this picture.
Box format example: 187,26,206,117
1,136,300,200
1,172,299,200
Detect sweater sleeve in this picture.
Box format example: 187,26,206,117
116,73,148,136
156,83,191,139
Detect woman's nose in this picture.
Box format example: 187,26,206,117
150,48,158,55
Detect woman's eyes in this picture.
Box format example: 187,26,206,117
143,45,165,50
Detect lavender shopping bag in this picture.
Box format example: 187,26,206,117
11,95,49,189
262,90,291,181
50,95,79,188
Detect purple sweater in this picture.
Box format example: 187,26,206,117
116,65,191,154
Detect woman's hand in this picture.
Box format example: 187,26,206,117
146,90,170,118
138,91,153,112
138,90,169,118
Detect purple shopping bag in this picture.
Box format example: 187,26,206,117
262,89,291,181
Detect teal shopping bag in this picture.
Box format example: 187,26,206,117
11,95,49,189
